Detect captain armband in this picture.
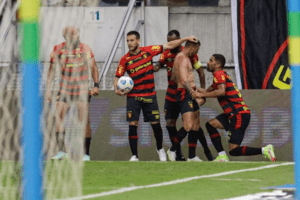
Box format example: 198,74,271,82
193,61,202,70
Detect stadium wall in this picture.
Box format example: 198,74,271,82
169,7,233,65
89,90,292,161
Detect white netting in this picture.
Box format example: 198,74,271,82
0,0,21,199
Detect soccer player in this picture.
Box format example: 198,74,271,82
114,30,197,161
192,54,276,162
168,40,206,162
46,26,99,161
154,30,213,161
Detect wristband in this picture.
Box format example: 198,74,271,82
94,83,99,88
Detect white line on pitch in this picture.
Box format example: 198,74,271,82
212,178,261,181
57,162,294,200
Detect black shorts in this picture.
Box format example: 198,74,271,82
216,113,251,145
57,92,91,103
127,95,160,122
164,99,180,121
176,88,199,115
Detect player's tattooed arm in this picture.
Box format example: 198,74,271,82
183,80,195,95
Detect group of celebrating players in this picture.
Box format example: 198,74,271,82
47,26,277,162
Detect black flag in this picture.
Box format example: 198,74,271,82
232,0,290,89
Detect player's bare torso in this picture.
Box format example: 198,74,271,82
172,52,196,89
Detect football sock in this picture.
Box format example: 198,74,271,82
188,130,197,158
128,125,138,157
167,126,183,159
166,126,177,145
84,137,91,155
205,122,224,153
229,146,262,156
151,123,163,150
56,132,66,152
196,127,213,160
170,127,188,152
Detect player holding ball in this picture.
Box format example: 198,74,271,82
114,30,197,161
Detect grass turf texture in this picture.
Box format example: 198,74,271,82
76,162,293,200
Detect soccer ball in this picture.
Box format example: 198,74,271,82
117,76,134,92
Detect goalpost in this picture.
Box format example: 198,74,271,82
19,0,43,199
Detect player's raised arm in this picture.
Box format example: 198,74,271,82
163,36,198,52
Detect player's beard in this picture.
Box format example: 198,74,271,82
130,45,138,52
207,64,213,72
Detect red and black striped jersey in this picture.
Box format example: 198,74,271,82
212,70,250,117
50,42,94,96
158,46,202,102
116,45,163,97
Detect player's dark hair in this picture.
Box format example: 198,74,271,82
185,40,201,48
213,54,226,68
127,31,140,39
167,30,180,38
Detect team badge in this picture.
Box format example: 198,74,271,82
143,54,148,59
164,109,167,117
155,115,160,120
127,111,132,119
167,67,172,72
188,101,193,108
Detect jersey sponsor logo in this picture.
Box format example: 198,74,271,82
127,111,132,119
188,101,193,108
66,62,84,67
130,61,152,73
151,45,161,51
